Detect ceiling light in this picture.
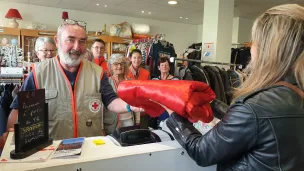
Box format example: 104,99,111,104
180,17,182,19
168,1,177,5
149,12,151,14
186,18,188,20
104,5,107,7
142,10,145,13
96,3,99,6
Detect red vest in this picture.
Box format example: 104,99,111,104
127,66,150,80
94,57,109,76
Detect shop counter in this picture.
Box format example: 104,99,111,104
0,132,216,171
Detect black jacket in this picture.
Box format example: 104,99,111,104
166,83,304,171
204,66,227,103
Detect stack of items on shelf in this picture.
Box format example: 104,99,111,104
0,44,23,68
126,34,176,77
109,22,151,40
112,43,127,53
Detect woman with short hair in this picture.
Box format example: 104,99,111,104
35,37,56,61
152,57,179,80
104,54,134,134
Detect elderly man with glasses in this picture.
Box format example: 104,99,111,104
0,19,143,146
34,36,57,61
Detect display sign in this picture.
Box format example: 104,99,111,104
203,42,215,58
10,89,53,159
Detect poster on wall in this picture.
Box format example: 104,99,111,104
202,42,214,59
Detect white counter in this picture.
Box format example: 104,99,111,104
0,134,216,171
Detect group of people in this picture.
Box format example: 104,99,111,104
0,18,178,144
0,4,304,170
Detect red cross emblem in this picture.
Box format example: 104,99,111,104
92,102,99,110
89,99,101,113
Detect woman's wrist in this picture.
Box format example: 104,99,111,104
126,104,132,112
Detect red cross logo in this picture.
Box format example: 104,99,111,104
89,99,101,113
92,102,99,110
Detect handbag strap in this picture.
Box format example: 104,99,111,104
275,81,304,99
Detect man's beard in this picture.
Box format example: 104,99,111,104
58,46,84,67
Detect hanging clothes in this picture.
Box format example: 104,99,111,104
231,47,251,70
227,69,241,88
176,66,193,81
126,42,153,65
148,41,176,78
217,67,233,104
0,83,19,135
189,65,210,85
203,66,226,104
177,61,242,105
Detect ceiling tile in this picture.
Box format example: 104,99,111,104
119,0,168,11
57,0,93,10
182,2,204,12
141,0,161,3
157,0,190,8
3,0,29,3
93,0,126,5
184,0,204,3
4,0,301,25
30,0,60,7
86,3,117,12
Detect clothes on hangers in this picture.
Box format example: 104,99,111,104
0,83,20,135
176,61,243,105
227,69,241,88
148,41,176,78
231,47,251,70
187,50,202,67
127,41,153,65
175,66,193,81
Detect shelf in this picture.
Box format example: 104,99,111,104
0,27,21,36
0,74,23,78
112,51,126,53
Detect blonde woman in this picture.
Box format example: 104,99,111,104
157,4,304,170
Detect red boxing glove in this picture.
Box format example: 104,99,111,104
117,80,216,123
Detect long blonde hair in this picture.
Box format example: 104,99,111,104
234,4,304,98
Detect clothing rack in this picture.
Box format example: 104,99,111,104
232,42,251,48
0,74,23,78
130,34,165,44
0,74,23,84
173,58,241,67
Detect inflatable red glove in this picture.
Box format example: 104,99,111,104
117,80,216,123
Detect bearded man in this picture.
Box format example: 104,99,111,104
1,19,142,145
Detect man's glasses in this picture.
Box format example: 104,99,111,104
62,19,87,30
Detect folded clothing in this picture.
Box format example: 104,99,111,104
117,80,216,123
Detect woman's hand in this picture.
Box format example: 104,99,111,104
130,106,144,113
149,99,174,115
